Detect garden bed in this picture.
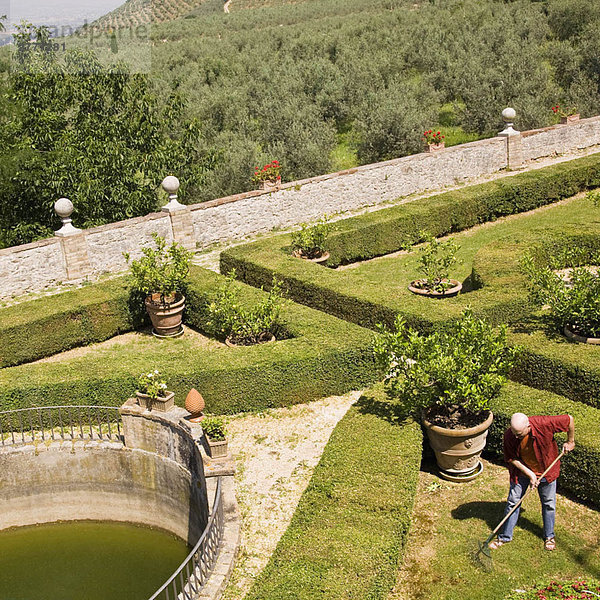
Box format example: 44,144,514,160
0,267,377,413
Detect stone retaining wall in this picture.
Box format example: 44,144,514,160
2,115,600,299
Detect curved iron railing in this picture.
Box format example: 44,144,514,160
0,405,122,446
148,477,224,600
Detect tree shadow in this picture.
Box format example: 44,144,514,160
354,392,413,426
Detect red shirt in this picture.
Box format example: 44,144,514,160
503,415,571,483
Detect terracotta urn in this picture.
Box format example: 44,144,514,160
292,250,330,264
408,279,462,298
422,411,494,482
185,388,205,422
144,293,185,338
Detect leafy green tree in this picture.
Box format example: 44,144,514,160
0,23,216,247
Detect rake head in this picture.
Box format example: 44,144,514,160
471,540,493,572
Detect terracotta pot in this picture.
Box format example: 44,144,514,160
136,390,175,413
145,293,185,338
426,142,445,153
206,436,228,458
564,325,600,345
408,279,462,298
560,114,580,124
185,388,205,422
225,333,276,347
260,176,282,191
423,411,493,481
292,250,330,264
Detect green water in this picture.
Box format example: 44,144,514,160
0,521,190,600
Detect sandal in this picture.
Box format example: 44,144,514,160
544,537,556,551
488,539,509,550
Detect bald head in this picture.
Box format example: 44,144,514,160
510,413,530,438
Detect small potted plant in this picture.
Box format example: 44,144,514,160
423,129,445,152
374,310,519,481
136,369,175,412
291,216,332,263
206,272,285,346
202,415,228,458
408,232,462,297
551,104,580,124
521,251,600,344
253,160,282,191
124,233,193,338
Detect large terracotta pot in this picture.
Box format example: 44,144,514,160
292,250,330,264
422,411,494,482
408,279,462,298
145,293,185,338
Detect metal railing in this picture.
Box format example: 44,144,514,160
149,477,225,600
0,405,122,447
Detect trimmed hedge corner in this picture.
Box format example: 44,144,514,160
0,277,145,368
245,384,422,600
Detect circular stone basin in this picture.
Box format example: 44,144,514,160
0,520,190,600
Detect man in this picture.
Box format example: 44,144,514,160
489,412,575,551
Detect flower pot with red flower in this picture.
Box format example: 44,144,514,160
423,129,445,152
124,233,193,338
551,104,579,125
253,160,282,190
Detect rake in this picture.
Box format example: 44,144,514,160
473,448,566,571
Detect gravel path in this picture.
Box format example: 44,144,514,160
221,390,361,600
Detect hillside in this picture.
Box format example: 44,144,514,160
91,0,305,30
92,0,205,30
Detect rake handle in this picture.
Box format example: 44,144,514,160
485,448,566,544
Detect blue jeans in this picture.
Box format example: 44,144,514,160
498,475,557,542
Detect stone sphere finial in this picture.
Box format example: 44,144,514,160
161,175,186,213
162,176,180,195
502,107,516,123
54,198,74,219
498,107,519,137
54,198,81,237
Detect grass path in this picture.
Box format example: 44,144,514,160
390,459,600,600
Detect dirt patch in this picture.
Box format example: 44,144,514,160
222,391,360,600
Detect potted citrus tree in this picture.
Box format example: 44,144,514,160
374,310,518,481
124,233,193,338
202,416,228,458
521,250,600,344
136,370,175,412
205,272,285,346
408,233,462,297
291,216,332,263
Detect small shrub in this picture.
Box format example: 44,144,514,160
124,233,193,303
588,189,600,207
521,252,600,337
414,232,461,293
202,416,227,441
504,578,600,600
205,271,285,345
373,309,518,426
137,369,168,399
291,216,332,259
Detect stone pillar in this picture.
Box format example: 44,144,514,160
161,176,196,251
498,107,524,170
54,198,92,280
